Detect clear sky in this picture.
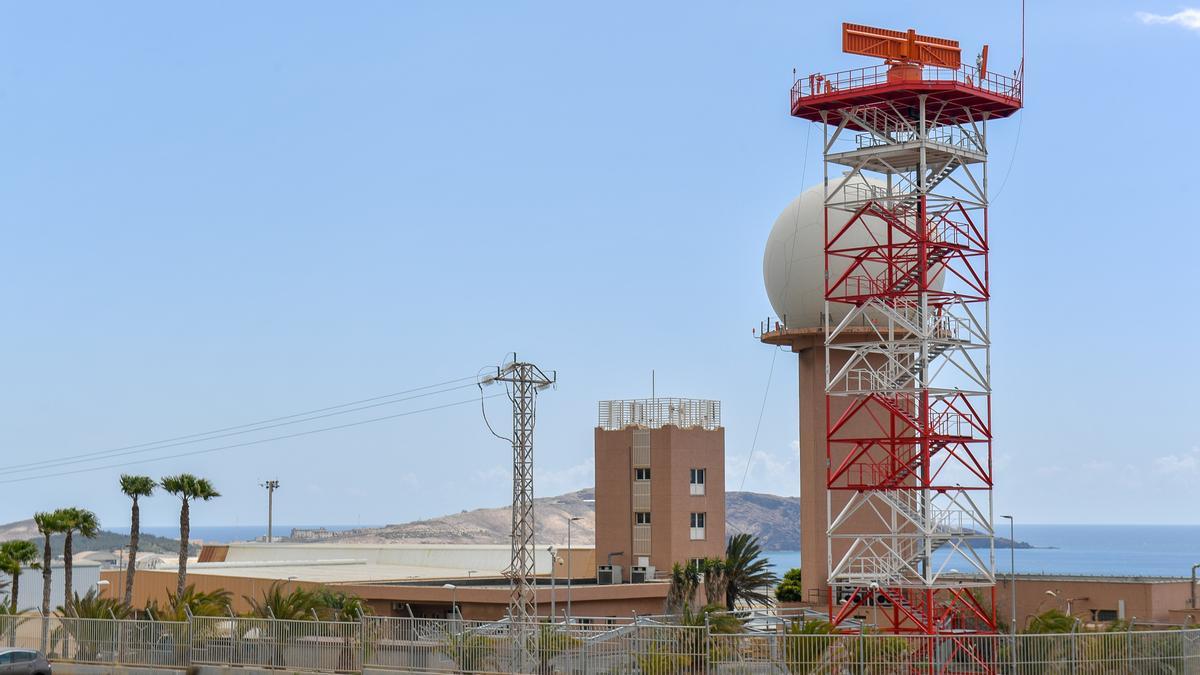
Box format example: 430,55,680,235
0,2,1196,530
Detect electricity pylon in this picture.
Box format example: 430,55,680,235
482,357,555,623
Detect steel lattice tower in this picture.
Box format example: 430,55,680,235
790,24,1022,639
488,359,555,623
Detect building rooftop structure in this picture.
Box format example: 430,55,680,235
103,541,677,620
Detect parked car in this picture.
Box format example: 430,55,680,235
0,649,50,675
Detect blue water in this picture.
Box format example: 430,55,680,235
764,524,1200,578
145,523,1200,577
140,524,378,543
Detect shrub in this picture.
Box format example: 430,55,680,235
776,568,804,602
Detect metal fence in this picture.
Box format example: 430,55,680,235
0,615,189,669
2,613,1198,673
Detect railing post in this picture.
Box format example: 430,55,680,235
1125,627,1133,675
359,612,367,673
703,614,711,675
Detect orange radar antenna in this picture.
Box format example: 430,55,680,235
842,22,961,69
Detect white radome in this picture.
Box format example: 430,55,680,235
763,177,943,329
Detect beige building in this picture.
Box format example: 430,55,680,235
594,398,725,582
102,541,678,620
995,574,1200,628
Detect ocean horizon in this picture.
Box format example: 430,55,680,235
763,524,1200,578
141,523,1200,578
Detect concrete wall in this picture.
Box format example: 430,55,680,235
103,567,669,621
994,575,1198,628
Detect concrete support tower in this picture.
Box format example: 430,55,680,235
764,23,1022,637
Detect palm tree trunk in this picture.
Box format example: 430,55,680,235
40,533,51,652
124,497,140,608
40,534,51,614
63,531,74,613
10,570,19,614
176,498,189,600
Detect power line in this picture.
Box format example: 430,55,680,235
0,393,504,485
739,346,781,491
0,376,481,475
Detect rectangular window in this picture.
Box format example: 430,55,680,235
689,512,706,540
635,511,651,525
688,558,706,571
1093,609,1119,622
689,468,706,495
635,467,651,481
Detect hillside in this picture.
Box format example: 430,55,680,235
0,519,190,556
293,489,1033,552
293,490,805,550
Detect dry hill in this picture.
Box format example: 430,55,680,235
293,489,803,550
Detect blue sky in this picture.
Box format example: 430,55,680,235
0,2,1196,531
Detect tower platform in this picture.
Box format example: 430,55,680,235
791,64,1022,128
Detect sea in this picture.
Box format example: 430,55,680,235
143,523,1200,578
762,524,1200,578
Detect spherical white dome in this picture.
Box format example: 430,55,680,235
763,177,943,329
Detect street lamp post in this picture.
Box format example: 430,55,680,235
1190,563,1200,610
1001,515,1016,633
442,583,457,620
567,516,581,620
547,546,557,621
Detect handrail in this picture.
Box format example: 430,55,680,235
793,63,1023,105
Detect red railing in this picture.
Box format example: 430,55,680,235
792,63,1023,106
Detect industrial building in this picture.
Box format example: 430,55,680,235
103,540,679,620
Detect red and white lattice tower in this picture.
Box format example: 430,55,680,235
791,24,1022,637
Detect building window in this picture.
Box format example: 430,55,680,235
635,467,651,481
635,511,651,525
689,512,706,540
689,468,706,495
1093,609,1119,622
688,558,706,572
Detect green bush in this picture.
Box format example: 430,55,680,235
776,568,804,602
783,619,834,674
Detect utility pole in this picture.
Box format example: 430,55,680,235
260,480,280,543
481,356,554,672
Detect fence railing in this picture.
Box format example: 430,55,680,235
2,613,1198,673
0,615,190,669
792,63,1024,105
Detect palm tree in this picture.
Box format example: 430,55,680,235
722,533,778,610
244,581,318,620
314,588,370,622
58,507,100,613
33,511,65,617
0,540,40,613
145,585,232,622
665,562,701,614
119,474,156,607
701,557,728,608
160,474,220,599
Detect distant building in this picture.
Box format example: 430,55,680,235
594,398,725,582
289,527,333,541
3,559,101,612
